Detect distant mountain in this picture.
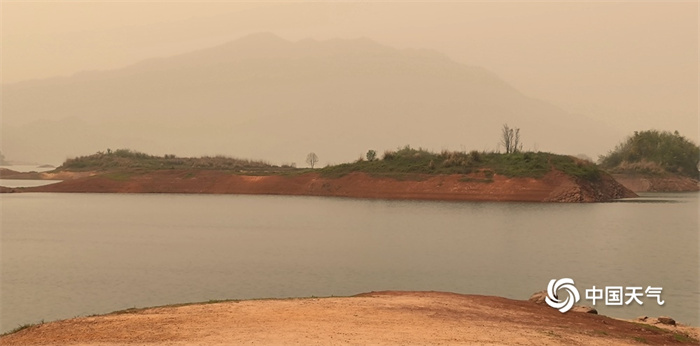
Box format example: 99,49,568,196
2,32,621,166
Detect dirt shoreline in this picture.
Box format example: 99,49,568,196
612,173,700,192
1,169,636,202
2,291,697,346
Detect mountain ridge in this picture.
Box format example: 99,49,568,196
3,33,459,88
2,32,621,165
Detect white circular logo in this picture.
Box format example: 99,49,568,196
545,278,580,313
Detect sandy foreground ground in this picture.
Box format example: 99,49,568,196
1,291,698,346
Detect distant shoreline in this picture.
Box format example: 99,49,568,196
1,169,636,203
1,291,697,345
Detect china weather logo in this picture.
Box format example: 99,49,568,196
545,278,580,313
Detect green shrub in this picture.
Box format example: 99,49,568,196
469,150,482,162
366,150,377,161
600,130,700,178
382,150,395,161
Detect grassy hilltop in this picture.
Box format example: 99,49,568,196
60,149,296,174
58,147,603,182
599,130,699,178
321,146,601,181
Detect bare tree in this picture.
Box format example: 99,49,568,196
501,124,513,154
513,127,522,153
500,124,522,154
306,152,319,168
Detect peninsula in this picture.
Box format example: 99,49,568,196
1,147,636,202
599,130,700,192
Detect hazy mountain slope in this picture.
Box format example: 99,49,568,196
2,33,621,165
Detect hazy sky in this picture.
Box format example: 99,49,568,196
2,1,698,154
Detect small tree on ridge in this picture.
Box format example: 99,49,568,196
306,152,319,169
366,150,377,162
501,124,522,154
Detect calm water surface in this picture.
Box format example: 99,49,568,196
1,192,698,332
0,180,62,188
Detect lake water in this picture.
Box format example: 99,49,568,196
0,164,61,188
0,180,62,188
1,192,698,332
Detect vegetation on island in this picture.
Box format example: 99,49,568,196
55,125,608,182
57,146,602,182
320,146,601,181
61,149,297,174
320,124,600,181
599,130,699,178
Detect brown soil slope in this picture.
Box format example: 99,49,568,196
612,173,700,192
8,170,636,202
1,291,697,346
